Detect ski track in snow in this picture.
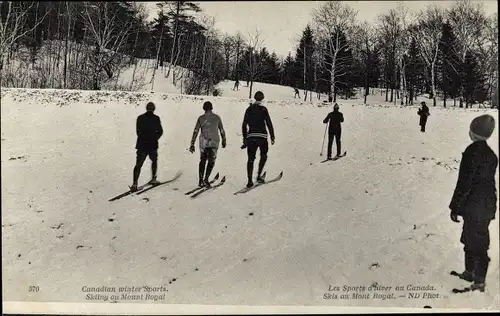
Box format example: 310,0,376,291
1,86,499,310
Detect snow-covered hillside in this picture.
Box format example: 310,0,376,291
1,87,499,312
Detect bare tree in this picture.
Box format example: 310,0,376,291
448,0,488,62
80,1,133,90
312,1,357,102
222,32,235,79
409,4,444,106
0,1,49,71
448,0,488,107
352,21,380,104
244,28,267,99
469,11,496,107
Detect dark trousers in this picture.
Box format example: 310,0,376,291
420,118,427,132
246,137,269,181
199,147,217,181
327,130,341,158
461,219,491,283
133,149,158,184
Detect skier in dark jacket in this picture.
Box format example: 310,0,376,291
131,102,163,191
449,114,497,292
323,103,344,159
417,102,430,132
241,91,275,188
294,88,300,98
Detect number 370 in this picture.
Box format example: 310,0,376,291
29,286,40,292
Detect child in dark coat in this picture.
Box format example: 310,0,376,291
449,114,498,291
417,102,430,132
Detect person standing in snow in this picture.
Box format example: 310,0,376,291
190,101,227,187
131,102,163,191
323,103,344,159
241,91,275,188
417,102,430,132
294,88,300,98
449,114,498,292
233,79,240,91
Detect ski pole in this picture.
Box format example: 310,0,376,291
320,124,327,156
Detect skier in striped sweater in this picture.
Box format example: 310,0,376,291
241,91,275,188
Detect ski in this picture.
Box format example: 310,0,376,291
109,183,151,202
184,173,220,195
321,151,347,163
190,176,226,198
135,172,183,196
233,171,283,195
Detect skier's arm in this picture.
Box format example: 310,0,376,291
264,108,275,141
218,117,227,145
136,117,141,137
242,110,249,139
449,150,477,216
340,113,344,123
323,113,330,124
190,117,201,147
157,117,163,139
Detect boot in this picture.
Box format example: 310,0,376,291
198,179,205,187
257,174,266,184
149,176,160,185
204,178,212,187
246,180,254,188
470,281,485,292
130,183,138,192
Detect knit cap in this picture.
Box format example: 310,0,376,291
469,114,495,141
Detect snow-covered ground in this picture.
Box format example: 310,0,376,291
1,85,499,312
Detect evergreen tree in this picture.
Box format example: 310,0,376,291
437,20,461,107
282,52,296,87
295,25,315,99
462,51,488,107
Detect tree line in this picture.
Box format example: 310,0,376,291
282,0,498,107
0,0,497,107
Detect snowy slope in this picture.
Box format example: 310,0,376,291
1,87,499,311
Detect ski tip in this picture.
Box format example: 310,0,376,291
214,172,220,179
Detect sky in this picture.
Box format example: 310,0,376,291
144,1,498,58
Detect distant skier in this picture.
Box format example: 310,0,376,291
417,101,430,132
449,114,497,292
131,102,163,191
233,79,240,91
294,88,300,98
189,101,227,187
241,91,275,188
323,103,344,159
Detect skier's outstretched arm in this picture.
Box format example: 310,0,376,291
264,108,275,142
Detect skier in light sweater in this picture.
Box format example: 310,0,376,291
189,101,227,187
